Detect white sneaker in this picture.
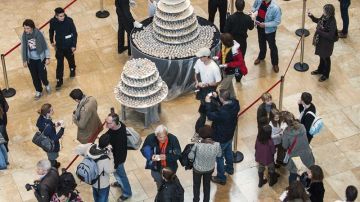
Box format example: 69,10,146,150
34,92,42,100
45,85,51,94
134,21,143,29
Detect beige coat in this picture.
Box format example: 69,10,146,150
73,96,102,143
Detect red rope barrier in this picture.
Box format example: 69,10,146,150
64,121,105,171
237,79,282,118
283,37,302,77
2,0,78,57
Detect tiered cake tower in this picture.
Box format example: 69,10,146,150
152,0,199,44
114,58,168,108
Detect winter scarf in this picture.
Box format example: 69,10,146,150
21,28,47,62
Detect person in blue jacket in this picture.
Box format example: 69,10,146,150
36,103,65,168
251,0,282,73
140,125,181,188
205,89,240,185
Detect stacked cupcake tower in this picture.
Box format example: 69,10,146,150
131,0,216,59
114,58,168,108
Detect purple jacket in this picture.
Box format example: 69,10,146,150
255,138,275,165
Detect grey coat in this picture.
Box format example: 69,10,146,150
282,124,315,174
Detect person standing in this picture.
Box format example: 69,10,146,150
302,165,325,202
216,33,248,92
0,90,9,152
298,92,316,143
115,0,142,55
224,0,254,57
49,7,77,90
255,125,278,187
257,92,276,126
338,0,351,38
69,89,102,144
208,0,227,33
308,4,338,82
193,47,222,137
154,168,184,202
188,126,222,202
33,159,59,202
103,109,132,201
205,90,240,185
21,19,51,100
141,125,181,188
282,111,315,185
36,103,65,168
251,0,281,73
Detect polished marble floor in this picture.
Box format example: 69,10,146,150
0,0,359,201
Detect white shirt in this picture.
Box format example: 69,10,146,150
193,59,222,84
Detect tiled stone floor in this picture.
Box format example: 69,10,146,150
0,0,359,201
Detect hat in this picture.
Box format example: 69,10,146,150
99,133,110,149
195,47,211,57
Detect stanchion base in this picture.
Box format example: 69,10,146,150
96,10,110,18
2,88,16,98
233,151,244,163
295,29,310,37
294,62,309,72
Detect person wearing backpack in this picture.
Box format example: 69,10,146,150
308,4,338,82
298,92,317,143
75,141,114,202
141,125,181,189
36,103,65,168
155,167,184,202
52,170,82,202
282,111,315,185
104,109,132,201
188,125,221,202
33,159,59,202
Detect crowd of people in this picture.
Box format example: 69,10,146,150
0,0,356,201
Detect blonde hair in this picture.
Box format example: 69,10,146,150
261,92,272,102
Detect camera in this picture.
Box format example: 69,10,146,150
25,183,38,191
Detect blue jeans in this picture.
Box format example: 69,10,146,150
114,163,132,197
0,144,8,169
92,186,110,202
216,139,234,181
340,0,351,33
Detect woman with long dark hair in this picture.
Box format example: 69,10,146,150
308,4,338,82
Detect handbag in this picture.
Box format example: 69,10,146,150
32,124,55,152
126,127,142,150
283,136,298,164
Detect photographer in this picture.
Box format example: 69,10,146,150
29,159,59,202
36,103,65,168
205,90,240,185
193,47,222,137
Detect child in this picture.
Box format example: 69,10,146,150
255,125,278,187
269,109,287,166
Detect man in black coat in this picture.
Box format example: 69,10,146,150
49,7,77,90
115,0,142,56
224,0,254,57
33,159,59,202
104,109,132,201
205,89,240,185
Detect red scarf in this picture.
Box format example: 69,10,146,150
159,138,168,167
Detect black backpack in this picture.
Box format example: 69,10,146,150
179,144,194,170
58,171,77,192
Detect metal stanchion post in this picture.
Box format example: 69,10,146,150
295,0,310,37
233,125,244,163
1,54,16,98
279,76,284,111
294,34,309,72
96,0,110,18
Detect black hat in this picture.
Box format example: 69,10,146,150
99,133,110,149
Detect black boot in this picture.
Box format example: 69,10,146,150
70,68,76,78
258,172,267,188
55,79,63,90
50,160,61,169
269,172,278,187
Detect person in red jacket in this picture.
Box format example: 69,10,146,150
216,33,248,98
